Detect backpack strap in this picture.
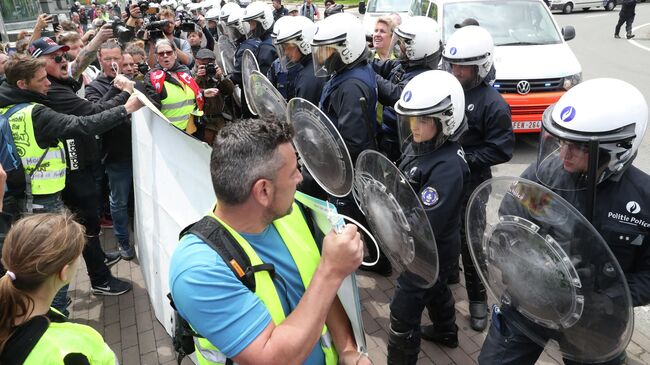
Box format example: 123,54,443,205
1,103,30,170
0,315,50,364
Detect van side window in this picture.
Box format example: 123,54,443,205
410,0,422,15
428,2,437,19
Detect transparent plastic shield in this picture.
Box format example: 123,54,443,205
354,150,439,288
217,37,236,75
247,71,287,122
287,98,354,198
467,177,633,363
242,49,260,115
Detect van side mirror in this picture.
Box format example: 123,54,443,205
359,1,366,14
562,26,576,41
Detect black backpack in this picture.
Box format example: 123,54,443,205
168,216,277,365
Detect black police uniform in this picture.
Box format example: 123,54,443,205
387,140,469,364
459,81,514,311
293,55,326,106
479,163,650,365
615,0,637,38
257,33,278,77
373,59,431,162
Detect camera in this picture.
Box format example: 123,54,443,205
178,11,198,33
108,17,134,43
138,62,150,75
206,63,216,78
52,15,60,32
144,18,170,42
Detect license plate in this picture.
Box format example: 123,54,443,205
512,121,541,130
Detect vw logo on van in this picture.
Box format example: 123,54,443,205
516,80,531,95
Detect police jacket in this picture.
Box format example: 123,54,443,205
460,82,514,186
85,74,135,165
399,141,470,269
521,163,650,307
46,75,130,172
621,0,636,16
0,84,129,197
319,62,378,163
267,58,302,101
230,38,261,86
257,34,278,77
294,55,326,106
372,59,430,135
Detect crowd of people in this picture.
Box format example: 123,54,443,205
0,0,648,364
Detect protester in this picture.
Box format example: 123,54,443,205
0,213,117,364
169,118,371,365
372,17,395,61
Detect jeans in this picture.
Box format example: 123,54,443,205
62,170,111,286
105,161,133,245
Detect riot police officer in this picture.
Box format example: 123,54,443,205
275,16,325,105
372,16,442,163
442,25,515,331
479,78,650,365
312,12,391,275
226,6,258,118
388,70,469,364
243,1,278,76
267,15,303,101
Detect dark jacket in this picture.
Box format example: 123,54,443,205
273,6,289,20
521,163,650,307
46,75,130,171
399,141,470,269
0,83,129,196
85,74,133,164
294,55,326,106
461,82,515,188
620,0,637,16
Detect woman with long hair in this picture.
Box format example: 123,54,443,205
0,213,116,364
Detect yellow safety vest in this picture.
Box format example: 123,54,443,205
192,202,338,365
160,80,197,131
1,103,66,195
21,309,116,364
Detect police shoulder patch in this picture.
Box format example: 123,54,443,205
421,187,439,207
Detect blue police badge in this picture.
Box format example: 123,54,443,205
421,187,439,207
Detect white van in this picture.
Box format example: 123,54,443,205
547,0,617,14
434,0,582,132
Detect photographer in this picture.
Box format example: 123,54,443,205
193,49,234,145
144,8,193,67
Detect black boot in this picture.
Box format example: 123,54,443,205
387,316,420,365
421,324,458,348
470,301,488,331
614,34,621,38
627,32,635,39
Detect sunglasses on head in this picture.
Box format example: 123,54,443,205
157,50,174,57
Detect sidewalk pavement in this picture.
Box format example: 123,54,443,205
67,228,650,364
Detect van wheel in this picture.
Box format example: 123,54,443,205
563,2,574,13
605,1,615,10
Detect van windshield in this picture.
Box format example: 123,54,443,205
443,0,563,46
367,0,412,13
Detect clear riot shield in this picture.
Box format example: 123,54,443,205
242,49,260,116
287,98,354,198
354,150,439,288
246,71,287,122
466,177,633,363
217,37,235,76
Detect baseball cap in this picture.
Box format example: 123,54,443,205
29,37,70,58
454,18,479,29
196,48,216,60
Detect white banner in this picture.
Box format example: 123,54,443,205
131,105,366,355
131,106,215,338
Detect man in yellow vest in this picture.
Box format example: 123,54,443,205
144,39,219,133
0,54,142,314
169,119,372,365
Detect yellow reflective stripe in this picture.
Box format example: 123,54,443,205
161,99,195,110
195,338,229,364
21,150,65,165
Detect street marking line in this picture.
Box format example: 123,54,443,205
585,13,610,18
629,23,650,52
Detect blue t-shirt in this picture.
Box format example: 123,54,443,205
169,224,325,364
